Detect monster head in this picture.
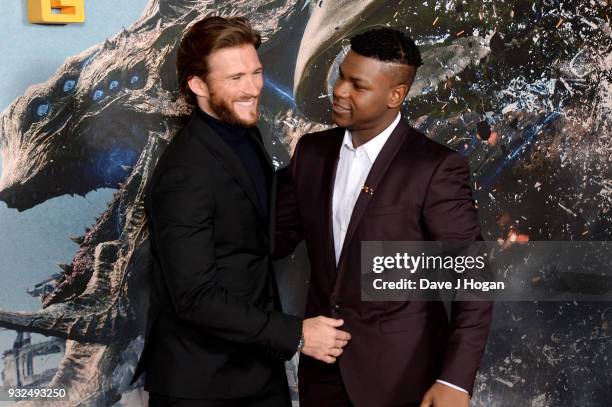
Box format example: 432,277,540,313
0,14,192,211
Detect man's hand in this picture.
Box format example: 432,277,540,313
419,382,469,407
301,316,351,363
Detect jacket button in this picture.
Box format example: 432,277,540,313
333,304,341,311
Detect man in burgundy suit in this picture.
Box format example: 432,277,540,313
275,28,493,407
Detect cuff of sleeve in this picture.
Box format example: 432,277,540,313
265,312,303,360
436,380,469,395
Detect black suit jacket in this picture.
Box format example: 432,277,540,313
276,118,493,406
130,110,302,399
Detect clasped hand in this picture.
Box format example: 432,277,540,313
301,316,351,363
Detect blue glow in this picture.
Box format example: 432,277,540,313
264,76,295,106
36,103,49,117
63,80,76,92
130,75,140,84
92,146,138,186
92,89,104,101
90,145,139,235
109,80,120,90
477,112,559,191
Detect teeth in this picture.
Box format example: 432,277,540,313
236,99,255,106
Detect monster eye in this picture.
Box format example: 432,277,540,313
36,103,50,117
126,62,147,89
92,89,104,101
63,80,76,93
105,69,123,93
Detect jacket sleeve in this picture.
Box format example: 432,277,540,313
422,152,494,394
274,139,306,260
149,165,302,359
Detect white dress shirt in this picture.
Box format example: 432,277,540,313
330,112,469,396
332,112,401,264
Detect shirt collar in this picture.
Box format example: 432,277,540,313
341,112,401,162
195,104,248,141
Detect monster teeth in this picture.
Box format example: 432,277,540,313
69,235,85,244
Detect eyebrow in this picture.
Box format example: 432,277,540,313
338,65,369,85
225,66,264,78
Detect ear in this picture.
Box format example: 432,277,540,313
387,83,408,109
187,76,210,99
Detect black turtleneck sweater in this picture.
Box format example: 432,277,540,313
195,106,270,215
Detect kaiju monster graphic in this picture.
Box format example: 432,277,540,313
0,0,610,405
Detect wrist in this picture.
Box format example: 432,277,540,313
296,329,305,353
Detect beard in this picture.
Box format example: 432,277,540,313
208,90,259,127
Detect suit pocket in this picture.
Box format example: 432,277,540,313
367,202,413,216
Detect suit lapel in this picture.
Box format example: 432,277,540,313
268,172,277,253
247,127,277,247
248,127,274,173
190,115,266,221
336,119,413,269
249,127,278,251
320,128,345,285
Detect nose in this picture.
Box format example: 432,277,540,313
333,78,349,100
243,74,262,97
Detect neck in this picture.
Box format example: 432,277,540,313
350,110,399,148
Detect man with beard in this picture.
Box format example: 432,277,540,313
275,28,493,407
131,16,351,407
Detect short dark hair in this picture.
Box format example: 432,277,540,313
350,27,422,87
176,16,262,105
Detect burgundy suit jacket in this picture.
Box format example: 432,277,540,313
275,117,493,406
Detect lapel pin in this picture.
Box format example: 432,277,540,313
362,184,375,196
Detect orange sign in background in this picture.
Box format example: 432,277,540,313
28,0,85,24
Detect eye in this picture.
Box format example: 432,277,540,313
24,97,52,127
63,79,76,93
92,89,104,101
126,62,147,89
231,76,242,81
36,103,50,117
109,80,120,90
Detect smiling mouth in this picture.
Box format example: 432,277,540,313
235,98,257,107
332,101,351,114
